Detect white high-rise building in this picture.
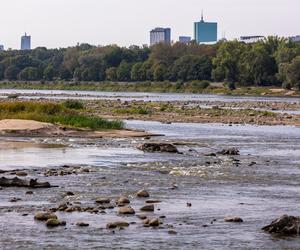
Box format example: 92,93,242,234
150,28,171,46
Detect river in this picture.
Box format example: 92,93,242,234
0,121,300,249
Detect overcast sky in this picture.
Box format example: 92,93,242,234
0,0,299,49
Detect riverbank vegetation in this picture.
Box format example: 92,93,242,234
0,101,123,130
0,37,299,90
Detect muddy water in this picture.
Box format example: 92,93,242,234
0,121,300,249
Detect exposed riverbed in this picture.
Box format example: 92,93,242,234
1,120,300,249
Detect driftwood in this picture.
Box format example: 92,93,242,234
0,177,53,188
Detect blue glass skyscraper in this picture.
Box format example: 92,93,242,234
194,13,217,44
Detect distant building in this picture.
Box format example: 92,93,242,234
194,13,217,44
290,35,300,43
21,33,31,50
0,45,4,51
150,27,171,46
179,36,191,44
239,36,265,44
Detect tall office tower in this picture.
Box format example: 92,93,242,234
194,12,217,44
179,36,191,44
21,33,31,50
0,45,4,51
150,27,171,46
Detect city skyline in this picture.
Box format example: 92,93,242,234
0,0,299,49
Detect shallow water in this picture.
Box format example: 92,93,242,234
1,121,300,249
0,88,299,103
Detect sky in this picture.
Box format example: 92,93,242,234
0,0,299,49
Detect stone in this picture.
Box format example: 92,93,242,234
10,197,21,202
118,206,135,215
95,197,111,204
145,200,162,204
262,215,300,235
34,212,58,221
137,189,150,198
138,143,179,153
137,214,147,220
46,218,66,227
218,148,240,155
15,171,28,177
26,191,33,195
76,222,89,227
224,216,243,223
117,196,130,206
58,203,68,211
168,230,178,235
140,204,155,212
107,221,129,229
149,218,160,227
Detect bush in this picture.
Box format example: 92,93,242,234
224,82,236,90
188,80,210,89
63,100,84,110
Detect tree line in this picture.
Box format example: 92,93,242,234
0,37,299,89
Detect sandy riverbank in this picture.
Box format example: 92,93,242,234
0,119,158,138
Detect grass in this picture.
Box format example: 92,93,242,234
0,101,123,130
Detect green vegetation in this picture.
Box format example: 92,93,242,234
0,37,299,90
0,101,123,130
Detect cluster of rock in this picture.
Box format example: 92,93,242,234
44,166,92,177
138,143,179,153
262,215,300,236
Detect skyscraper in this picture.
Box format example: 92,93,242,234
194,12,217,44
150,28,171,46
21,33,31,50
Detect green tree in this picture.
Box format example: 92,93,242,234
18,67,39,81
4,65,20,80
117,60,132,81
106,67,118,81
131,62,146,81
153,63,167,81
286,56,300,90
43,65,55,81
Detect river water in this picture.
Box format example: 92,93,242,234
0,89,299,103
0,121,300,249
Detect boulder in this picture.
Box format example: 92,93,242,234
149,218,160,227
46,218,66,227
76,222,89,227
262,215,300,235
34,212,57,221
95,197,111,204
218,148,240,155
140,204,155,212
16,171,28,177
224,216,243,223
137,189,150,198
118,206,135,215
117,196,130,206
107,221,130,229
138,143,178,153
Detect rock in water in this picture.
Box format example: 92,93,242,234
95,197,111,204
138,143,178,153
137,189,150,198
140,204,155,212
262,215,300,235
117,196,130,206
46,218,66,227
76,222,89,227
107,221,130,229
224,216,243,223
218,148,240,155
34,212,57,221
118,206,135,215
